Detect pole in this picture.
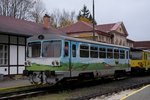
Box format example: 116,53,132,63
92,0,95,41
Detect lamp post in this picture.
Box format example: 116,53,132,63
92,0,95,41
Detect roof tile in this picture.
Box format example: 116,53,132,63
0,15,63,36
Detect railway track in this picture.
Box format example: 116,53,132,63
70,75,150,100
0,84,54,100
0,75,150,100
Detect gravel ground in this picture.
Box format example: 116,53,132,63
25,76,150,100
90,89,137,100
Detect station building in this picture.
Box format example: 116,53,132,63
0,15,61,75
133,41,150,50
59,21,134,47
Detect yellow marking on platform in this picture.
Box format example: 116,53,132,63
0,84,34,91
121,84,150,100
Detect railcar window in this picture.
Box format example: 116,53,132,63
107,48,113,58
28,42,41,57
126,51,129,59
120,50,125,59
80,44,89,58
114,49,119,59
72,44,76,57
99,48,106,58
90,46,98,58
144,53,147,60
130,52,142,60
64,42,69,57
42,40,61,57
148,53,150,60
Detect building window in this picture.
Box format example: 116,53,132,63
90,46,98,58
107,48,113,58
80,44,89,58
99,48,106,58
0,45,8,65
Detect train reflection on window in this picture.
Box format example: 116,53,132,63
120,50,125,59
90,46,98,58
99,48,106,58
114,49,119,59
80,44,89,58
28,42,41,57
107,48,113,58
42,40,61,57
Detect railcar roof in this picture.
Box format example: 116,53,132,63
28,34,130,49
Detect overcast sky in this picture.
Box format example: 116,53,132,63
42,0,150,41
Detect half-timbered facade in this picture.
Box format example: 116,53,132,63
0,15,61,75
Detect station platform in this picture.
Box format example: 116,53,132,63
0,78,31,90
121,84,150,100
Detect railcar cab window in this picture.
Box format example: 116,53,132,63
28,42,41,57
120,50,125,59
80,44,89,58
64,41,69,57
42,40,61,57
99,48,106,58
114,49,119,59
107,48,113,58
131,51,142,60
90,46,98,58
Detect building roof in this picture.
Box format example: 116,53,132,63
134,41,150,49
59,21,94,33
59,21,128,37
127,38,134,42
0,15,63,37
96,23,116,33
96,22,128,36
59,21,111,37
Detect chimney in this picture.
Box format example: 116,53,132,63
43,14,50,29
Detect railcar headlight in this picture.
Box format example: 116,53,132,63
24,60,31,67
25,61,28,66
56,61,60,66
28,61,32,66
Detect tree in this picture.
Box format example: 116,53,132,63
0,0,46,22
30,0,46,23
50,9,77,28
77,5,96,24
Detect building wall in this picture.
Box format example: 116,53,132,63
68,32,111,44
0,34,26,75
112,32,127,46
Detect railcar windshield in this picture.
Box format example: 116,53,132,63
42,40,61,57
130,51,142,60
28,42,41,57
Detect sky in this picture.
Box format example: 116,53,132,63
42,0,150,41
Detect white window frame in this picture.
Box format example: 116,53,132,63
0,44,8,65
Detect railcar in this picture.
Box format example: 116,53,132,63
130,48,150,74
23,34,130,85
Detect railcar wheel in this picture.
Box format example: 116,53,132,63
45,75,56,85
32,72,43,85
29,74,34,84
